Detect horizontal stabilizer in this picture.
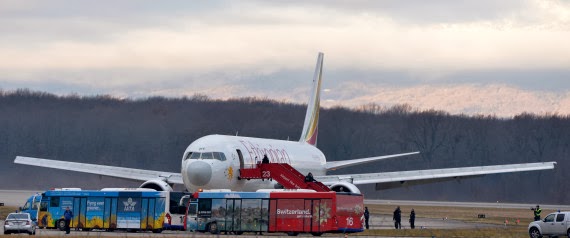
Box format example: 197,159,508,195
14,156,183,184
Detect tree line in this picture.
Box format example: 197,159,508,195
0,89,568,203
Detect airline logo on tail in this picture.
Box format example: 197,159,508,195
300,52,324,146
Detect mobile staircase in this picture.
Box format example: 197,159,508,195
239,163,331,192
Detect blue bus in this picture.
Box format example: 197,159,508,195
21,189,168,233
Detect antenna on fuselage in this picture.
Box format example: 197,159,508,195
235,131,239,136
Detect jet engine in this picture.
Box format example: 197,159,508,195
139,179,174,192
329,182,361,194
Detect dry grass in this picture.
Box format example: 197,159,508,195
355,226,530,237
0,206,19,220
366,203,554,226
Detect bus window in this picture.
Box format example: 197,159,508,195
198,199,212,217
22,201,30,210
50,197,59,208
188,202,198,216
40,201,48,212
32,201,40,210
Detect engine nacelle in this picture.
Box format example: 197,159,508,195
329,182,361,194
139,179,174,192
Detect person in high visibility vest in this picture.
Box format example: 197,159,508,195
531,205,542,221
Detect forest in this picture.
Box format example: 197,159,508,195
0,89,568,203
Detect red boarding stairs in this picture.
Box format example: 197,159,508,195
239,163,331,192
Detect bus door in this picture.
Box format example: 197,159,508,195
306,199,318,233
140,198,156,230
72,197,86,228
225,199,241,232
185,200,198,231
104,198,111,229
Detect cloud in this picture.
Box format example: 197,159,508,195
0,0,568,117
324,83,570,117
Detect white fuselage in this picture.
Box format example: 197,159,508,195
181,135,327,192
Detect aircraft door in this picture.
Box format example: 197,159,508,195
236,149,244,170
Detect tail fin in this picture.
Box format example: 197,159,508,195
299,52,324,146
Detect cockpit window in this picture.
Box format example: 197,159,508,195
184,152,192,161
185,151,227,161
189,152,201,160
213,152,226,161
201,152,214,160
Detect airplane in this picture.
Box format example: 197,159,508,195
14,52,556,194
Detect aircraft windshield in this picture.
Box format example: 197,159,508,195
184,152,226,161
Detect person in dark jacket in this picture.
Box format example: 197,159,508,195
364,207,370,229
64,206,74,234
262,154,269,164
393,206,401,229
305,172,315,182
409,209,416,229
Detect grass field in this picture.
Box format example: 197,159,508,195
0,204,551,237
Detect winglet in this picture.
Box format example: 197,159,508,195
299,52,324,146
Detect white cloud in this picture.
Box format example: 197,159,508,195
325,83,570,117
0,0,568,117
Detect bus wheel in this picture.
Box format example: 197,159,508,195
287,232,299,236
311,232,323,236
57,220,66,231
209,223,219,234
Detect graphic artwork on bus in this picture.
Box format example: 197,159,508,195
314,201,331,225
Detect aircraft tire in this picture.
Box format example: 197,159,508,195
57,220,66,231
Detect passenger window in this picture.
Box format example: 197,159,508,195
545,214,555,222
189,152,201,160
556,214,565,222
201,152,214,160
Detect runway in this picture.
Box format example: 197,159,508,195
0,190,40,207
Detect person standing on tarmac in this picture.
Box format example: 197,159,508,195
63,206,74,234
393,206,401,229
364,207,370,229
409,209,416,229
531,205,542,221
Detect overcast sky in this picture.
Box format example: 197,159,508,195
1,0,569,117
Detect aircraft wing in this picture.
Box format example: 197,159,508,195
14,156,183,184
325,151,420,170
317,162,556,190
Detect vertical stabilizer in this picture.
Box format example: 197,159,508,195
299,52,324,146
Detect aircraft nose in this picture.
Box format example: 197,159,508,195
186,161,212,186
